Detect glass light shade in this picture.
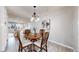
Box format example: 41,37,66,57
31,17,34,22
35,18,39,22
31,16,39,22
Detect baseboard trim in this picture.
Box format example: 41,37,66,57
48,40,74,50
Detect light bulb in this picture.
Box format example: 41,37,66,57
35,18,39,22
31,17,34,22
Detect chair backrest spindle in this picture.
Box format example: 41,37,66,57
41,32,49,47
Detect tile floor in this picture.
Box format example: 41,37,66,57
5,33,73,52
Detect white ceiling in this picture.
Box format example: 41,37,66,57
6,6,71,22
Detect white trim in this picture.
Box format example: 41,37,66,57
48,40,74,50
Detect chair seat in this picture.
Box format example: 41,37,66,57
20,30,32,46
34,39,41,47
21,39,32,46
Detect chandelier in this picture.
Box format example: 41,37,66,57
31,6,39,22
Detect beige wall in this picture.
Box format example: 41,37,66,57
45,7,74,48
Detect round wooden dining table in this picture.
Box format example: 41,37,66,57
26,33,41,52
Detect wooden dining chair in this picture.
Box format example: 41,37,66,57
34,32,49,52
24,29,31,39
39,29,45,35
14,31,32,52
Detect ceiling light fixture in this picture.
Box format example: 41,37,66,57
31,6,39,22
